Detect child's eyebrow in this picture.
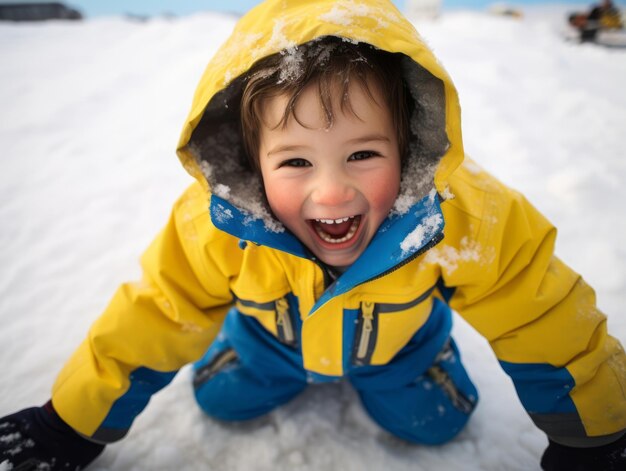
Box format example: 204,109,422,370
346,134,391,145
266,144,311,157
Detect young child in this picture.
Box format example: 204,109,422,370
1,0,625,469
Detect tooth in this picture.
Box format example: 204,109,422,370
314,216,360,244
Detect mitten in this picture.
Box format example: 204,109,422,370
0,401,105,470
541,433,626,471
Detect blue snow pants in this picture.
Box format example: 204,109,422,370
192,298,478,445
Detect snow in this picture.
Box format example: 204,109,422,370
423,237,486,274
277,46,305,84
1,6,625,471
401,214,443,253
213,204,234,225
267,19,298,58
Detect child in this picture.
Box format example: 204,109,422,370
1,0,625,469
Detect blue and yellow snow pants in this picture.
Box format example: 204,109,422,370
192,299,478,445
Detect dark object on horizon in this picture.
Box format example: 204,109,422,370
568,0,623,42
0,2,82,21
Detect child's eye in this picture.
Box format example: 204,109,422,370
349,150,380,161
279,158,311,168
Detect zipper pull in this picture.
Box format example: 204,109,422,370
275,297,295,344
356,301,375,360
427,365,475,414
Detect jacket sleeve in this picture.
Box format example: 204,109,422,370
51,183,239,442
437,163,626,447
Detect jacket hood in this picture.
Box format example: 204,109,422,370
176,0,463,259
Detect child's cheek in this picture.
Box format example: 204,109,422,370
265,178,304,224
365,168,401,212
370,186,398,210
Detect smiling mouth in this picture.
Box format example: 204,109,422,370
311,215,361,244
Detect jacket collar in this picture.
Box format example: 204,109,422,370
210,190,444,307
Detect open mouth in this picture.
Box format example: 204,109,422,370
310,215,362,244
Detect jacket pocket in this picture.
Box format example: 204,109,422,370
352,286,435,366
236,295,298,346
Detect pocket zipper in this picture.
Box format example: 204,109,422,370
275,297,295,345
355,301,376,362
192,348,238,388
427,365,474,413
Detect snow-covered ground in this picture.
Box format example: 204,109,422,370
1,5,625,470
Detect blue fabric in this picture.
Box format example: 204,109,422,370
499,360,577,414
342,308,360,374
285,292,303,346
193,301,477,445
210,196,309,258
356,336,478,445
193,308,308,421
99,367,177,431
349,302,477,444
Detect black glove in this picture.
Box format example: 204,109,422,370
0,401,105,470
541,433,626,471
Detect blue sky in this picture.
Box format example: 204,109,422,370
10,0,610,18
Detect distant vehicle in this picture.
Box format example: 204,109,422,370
0,2,82,21
566,0,625,46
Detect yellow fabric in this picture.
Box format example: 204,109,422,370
51,0,625,442
600,11,623,29
53,184,234,435
434,160,626,437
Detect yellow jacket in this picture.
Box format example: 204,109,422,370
51,0,626,446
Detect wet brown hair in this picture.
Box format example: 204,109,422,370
240,37,410,171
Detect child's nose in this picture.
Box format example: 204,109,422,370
310,173,356,206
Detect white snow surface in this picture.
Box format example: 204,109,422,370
1,7,626,471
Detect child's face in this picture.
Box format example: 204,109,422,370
258,80,401,267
